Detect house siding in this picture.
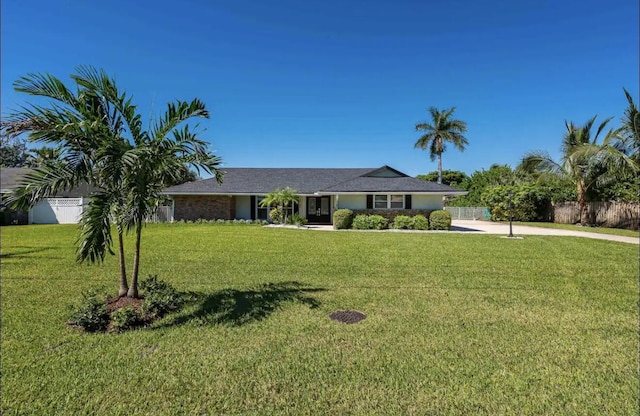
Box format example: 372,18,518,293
235,196,251,220
173,195,235,221
410,195,444,210
337,195,366,210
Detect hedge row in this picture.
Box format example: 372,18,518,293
172,219,269,225
332,209,452,231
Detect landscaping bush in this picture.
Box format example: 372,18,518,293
413,214,429,230
110,305,142,332
68,289,110,332
481,184,551,222
268,207,284,224
333,209,354,229
392,215,414,229
429,210,452,230
288,214,308,226
140,275,184,318
352,214,389,230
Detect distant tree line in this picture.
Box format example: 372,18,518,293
416,89,639,225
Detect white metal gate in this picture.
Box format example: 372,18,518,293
445,207,490,220
30,198,84,224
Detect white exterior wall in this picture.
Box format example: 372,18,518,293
235,196,251,219
336,194,366,210
411,195,444,210
30,198,84,224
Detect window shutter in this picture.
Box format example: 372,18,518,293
405,195,412,209
366,195,373,209
250,196,256,220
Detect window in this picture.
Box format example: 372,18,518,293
256,197,298,220
390,195,404,209
257,197,269,220
373,194,404,209
374,195,387,209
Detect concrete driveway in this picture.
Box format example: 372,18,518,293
305,221,638,244
451,220,639,244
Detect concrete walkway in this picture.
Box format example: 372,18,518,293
303,221,639,244
450,220,639,244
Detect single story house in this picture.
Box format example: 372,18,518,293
0,167,92,224
163,165,467,224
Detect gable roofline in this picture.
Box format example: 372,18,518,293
361,165,408,178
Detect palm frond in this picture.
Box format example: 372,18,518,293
77,192,115,263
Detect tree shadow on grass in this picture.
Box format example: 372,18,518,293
0,246,55,259
158,281,325,328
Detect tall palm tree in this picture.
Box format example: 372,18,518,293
519,116,637,225
2,66,222,298
414,107,469,184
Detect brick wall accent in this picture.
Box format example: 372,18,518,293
351,209,435,222
173,195,235,221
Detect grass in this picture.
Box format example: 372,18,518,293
514,221,639,238
2,224,638,415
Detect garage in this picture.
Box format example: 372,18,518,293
29,197,85,224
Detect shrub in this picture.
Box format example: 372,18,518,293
268,207,284,224
333,209,354,229
352,214,389,230
288,214,308,226
140,275,183,318
392,215,414,229
110,305,142,332
68,289,110,332
481,184,551,222
429,210,452,230
195,218,206,224
216,219,225,223
413,214,429,230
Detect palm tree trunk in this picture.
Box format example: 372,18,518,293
117,230,128,297
437,153,443,184
127,220,143,298
577,181,589,226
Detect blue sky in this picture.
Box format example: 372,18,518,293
1,0,638,177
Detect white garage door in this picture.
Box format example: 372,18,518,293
30,198,84,224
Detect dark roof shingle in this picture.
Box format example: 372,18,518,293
164,167,466,195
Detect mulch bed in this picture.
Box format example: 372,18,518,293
106,296,144,313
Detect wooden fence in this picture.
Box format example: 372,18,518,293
550,201,640,229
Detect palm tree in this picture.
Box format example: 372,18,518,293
619,88,639,163
2,66,222,298
260,187,299,224
28,146,64,168
519,116,637,225
414,107,469,184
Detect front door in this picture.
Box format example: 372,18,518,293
306,196,331,224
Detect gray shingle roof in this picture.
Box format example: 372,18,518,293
321,176,465,193
0,167,95,197
164,166,466,195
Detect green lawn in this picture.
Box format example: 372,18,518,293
514,221,639,238
2,224,638,415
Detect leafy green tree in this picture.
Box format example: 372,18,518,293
0,135,31,167
414,107,469,184
520,116,637,225
447,164,518,206
416,170,468,187
2,66,222,297
260,187,299,225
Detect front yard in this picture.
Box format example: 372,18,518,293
1,224,637,415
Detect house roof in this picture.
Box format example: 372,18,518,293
163,166,467,195
0,167,94,197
